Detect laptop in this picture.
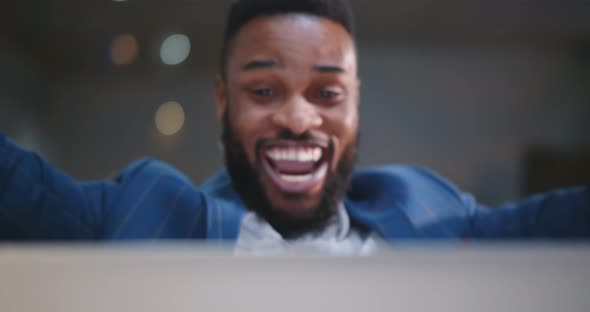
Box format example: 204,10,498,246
0,243,588,312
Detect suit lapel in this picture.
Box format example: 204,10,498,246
345,198,420,239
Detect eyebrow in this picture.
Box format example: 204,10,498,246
241,59,282,71
312,64,346,73
240,60,346,74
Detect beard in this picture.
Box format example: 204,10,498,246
222,113,358,239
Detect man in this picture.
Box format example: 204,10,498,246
0,0,589,254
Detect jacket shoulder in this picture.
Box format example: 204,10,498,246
348,165,471,237
349,165,464,200
115,157,193,185
99,158,206,239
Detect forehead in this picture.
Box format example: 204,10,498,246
227,14,357,74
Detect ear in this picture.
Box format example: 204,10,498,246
355,78,361,107
214,75,227,122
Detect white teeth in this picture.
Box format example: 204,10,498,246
266,150,278,160
296,152,306,162
280,174,313,183
266,148,323,162
312,148,322,162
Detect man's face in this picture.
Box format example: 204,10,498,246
216,14,360,235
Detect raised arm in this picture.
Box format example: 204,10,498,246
464,187,590,238
0,132,110,240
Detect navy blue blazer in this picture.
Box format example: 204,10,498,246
1,132,589,241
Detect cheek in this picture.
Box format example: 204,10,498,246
228,98,271,164
324,106,358,163
340,109,358,134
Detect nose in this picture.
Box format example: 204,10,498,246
271,96,323,135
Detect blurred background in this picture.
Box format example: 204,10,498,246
0,0,589,206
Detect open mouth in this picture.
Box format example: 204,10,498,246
259,140,330,194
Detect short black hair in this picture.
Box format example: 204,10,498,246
219,0,355,78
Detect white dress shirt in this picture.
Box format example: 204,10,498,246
234,205,382,256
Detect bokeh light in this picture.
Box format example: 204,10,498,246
160,34,191,65
155,101,185,136
109,33,139,65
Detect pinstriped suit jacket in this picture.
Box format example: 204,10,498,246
1,132,589,241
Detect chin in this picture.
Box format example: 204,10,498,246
262,179,325,219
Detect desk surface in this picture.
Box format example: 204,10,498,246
0,243,589,312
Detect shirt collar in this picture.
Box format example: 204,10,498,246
239,204,351,243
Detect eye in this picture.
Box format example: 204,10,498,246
319,89,340,99
251,88,273,97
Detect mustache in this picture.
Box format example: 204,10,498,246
273,130,315,141
255,130,332,155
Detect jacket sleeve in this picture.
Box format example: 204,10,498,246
0,131,118,240
463,187,590,238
